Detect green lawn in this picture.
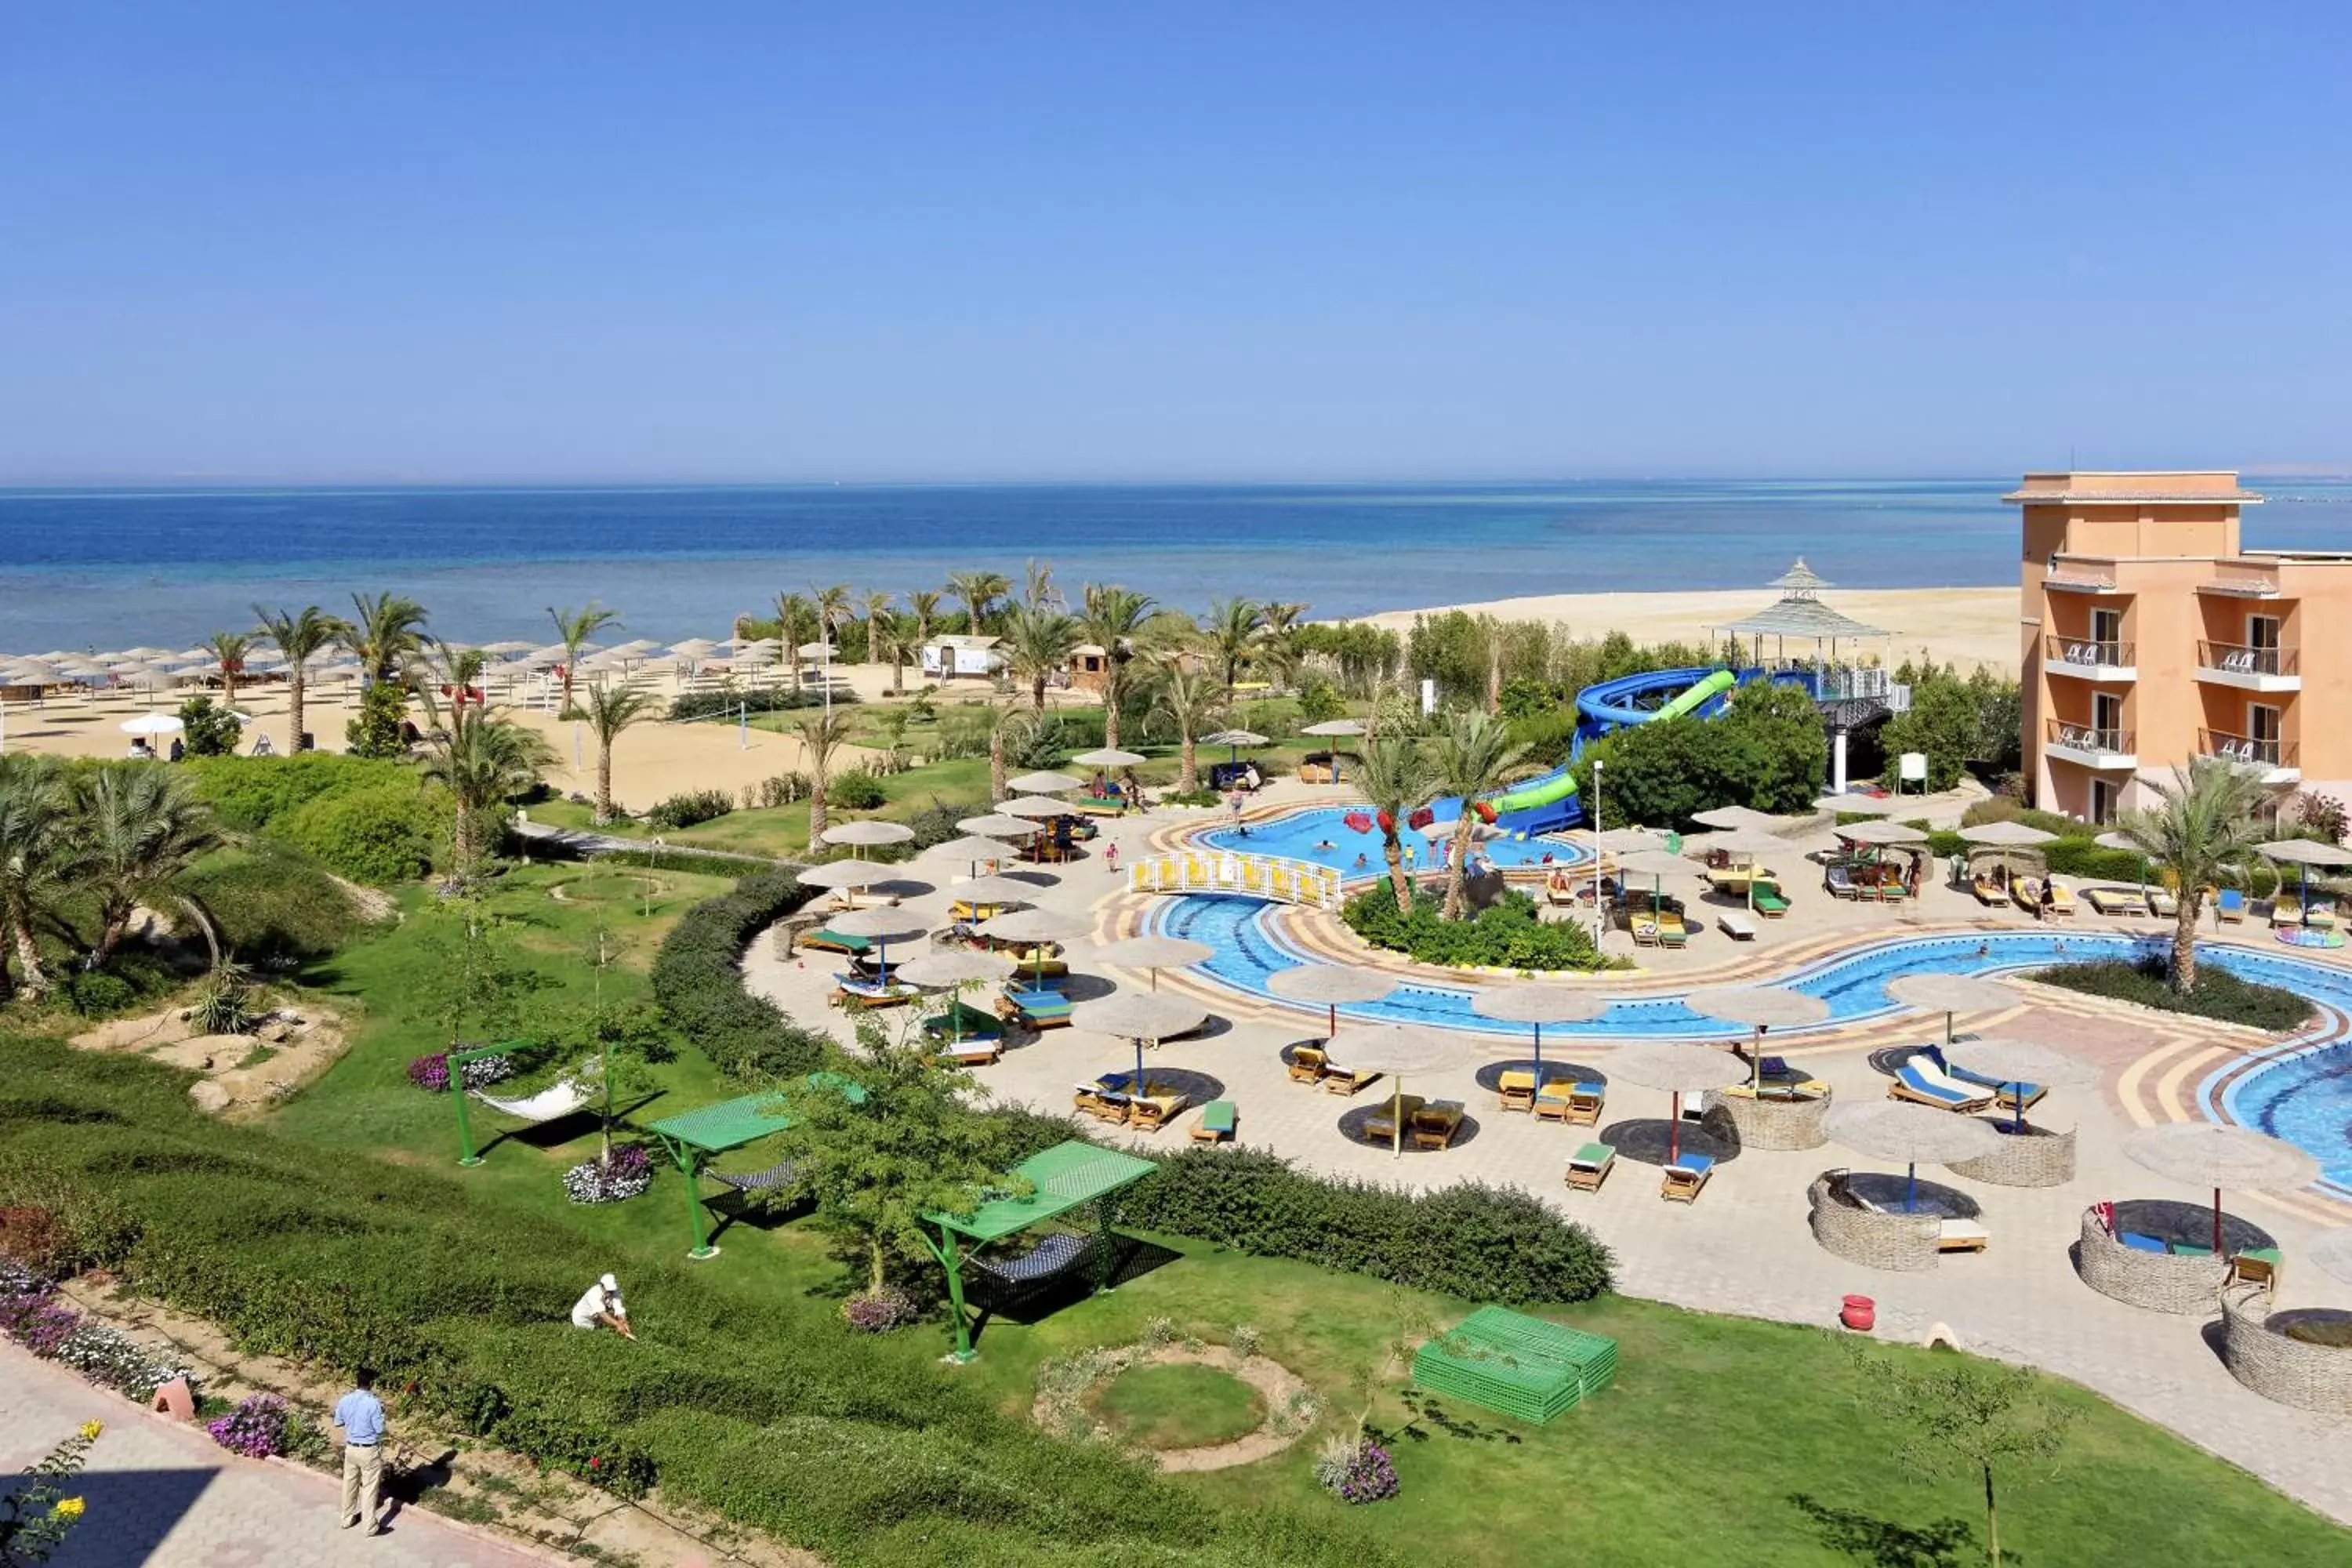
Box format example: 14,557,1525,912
1089,1362,1266,1450
1,844,2255,1566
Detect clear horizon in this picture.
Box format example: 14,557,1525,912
5,4,2347,483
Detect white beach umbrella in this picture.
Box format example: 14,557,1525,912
120,713,183,738
1008,769,1087,795
1470,984,1608,1085
1300,719,1365,738
1089,933,1214,991
1824,1101,2001,1211
1686,985,1829,1090
2122,1123,2321,1254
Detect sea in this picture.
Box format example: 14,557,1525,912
5,477,2352,651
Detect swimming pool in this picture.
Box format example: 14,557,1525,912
2220,1036,2352,1199
1194,804,1591,878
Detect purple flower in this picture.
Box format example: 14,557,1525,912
206,1395,291,1459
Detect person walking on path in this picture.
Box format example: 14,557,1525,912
1104,841,1120,876
570,1272,634,1339
335,1366,388,1535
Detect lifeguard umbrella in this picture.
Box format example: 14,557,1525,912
1604,1041,1750,1167
2122,1123,2320,1256
1335,1024,1457,1159
1693,805,1792,832
975,907,1091,987
1073,991,1210,1100
823,905,927,971
1701,827,1789,910
1471,984,1607,1088
2259,838,2352,930
822,820,916,857
1824,1101,2000,1212
956,813,1034,840
1887,971,2018,1046
895,948,1016,1048
1088,933,1212,991
1266,963,1396,1047
1686,985,1830,1090
1072,746,1146,769
1940,1036,2099,1132
1008,769,1087,795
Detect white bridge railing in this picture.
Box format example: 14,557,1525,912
1130,852,1344,910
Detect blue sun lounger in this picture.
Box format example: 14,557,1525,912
1888,1062,1991,1111
1923,1045,2047,1108
1661,1152,1715,1202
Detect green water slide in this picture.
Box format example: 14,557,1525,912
1488,765,1579,815
1651,667,1737,721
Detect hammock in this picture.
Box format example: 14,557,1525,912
970,1230,1091,1287
471,1080,594,1123
707,1158,801,1194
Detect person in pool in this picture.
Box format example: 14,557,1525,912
1353,852,1369,869
1313,838,1338,851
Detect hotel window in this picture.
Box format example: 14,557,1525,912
2090,779,2117,826
2089,608,2122,662
2092,691,2124,745
2249,702,2281,764
2247,614,2281,676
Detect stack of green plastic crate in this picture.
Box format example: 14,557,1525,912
1410,1305,1618,1425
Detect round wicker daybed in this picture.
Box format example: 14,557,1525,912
1947,1123,2076,1187
2076,1200,2277,1315
1807,1169,1983,1272
2220,1287,2352,1414
1704,1082,1831,1151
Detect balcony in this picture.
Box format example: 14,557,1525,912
2199,730,2300,786
2043,636,2135,682
2195,641,2301,694
2045,717,2136,771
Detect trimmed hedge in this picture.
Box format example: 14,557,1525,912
278,782,450,885
2032,957,2314,1033
1119,1145,1613,1306
649,869,834,1083
1342,887,1614,972
182,753,422,832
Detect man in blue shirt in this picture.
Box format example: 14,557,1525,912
334,1366,388,1534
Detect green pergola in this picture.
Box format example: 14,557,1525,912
647,1073,866,1261
921,1140,1156,1363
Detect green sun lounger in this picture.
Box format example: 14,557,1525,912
1191,1100,1237,1143
799,927,872,955
924,1000,1005,1046
1751,881,1790,916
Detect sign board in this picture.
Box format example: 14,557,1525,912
1898,751,1929,783
1421,678,1436,716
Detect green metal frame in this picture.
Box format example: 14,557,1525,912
448,1040,534,1167
645,1073,866,1261
919,1140,1155,1363
1410,1305,1618,1425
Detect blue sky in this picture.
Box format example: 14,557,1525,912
2,3,2346,482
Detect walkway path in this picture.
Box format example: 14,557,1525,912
0,1341,561,1568
512,818,777,865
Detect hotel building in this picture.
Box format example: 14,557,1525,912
2010,470,2349,822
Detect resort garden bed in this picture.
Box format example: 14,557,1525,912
1340,887,1616,972
2031,956,2315,1033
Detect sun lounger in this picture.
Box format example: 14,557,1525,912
2147,886,2178,917
1661,1153,1715,1202
1412,1101,1467,1149
1190,1100,1237,1144
2212,887,2246,924
1852,1191,1989,1251
2010,877,2044,915
1532,1078,1579,1122
1971,872,2007,906
1751,880,1790,917
1321,1066,1381,1096
2044,877,2078,917
1497,1069,1537,1113
1072,1083,1131,1122
1566,1081,1605,1126
999,945,1069,978
2082,886,2146,916
1361,1094,1428,1144
1936,1051,2046,1108
1718,909,1759,941
1564,1142,1615,1191
1287,1045,1330,1085
1129,1094,1186,1133
1656,913,1690,949
998,985,1074,1029
798,927,871,956
1825,863,1859,900
2230,1246,2281,1295
833,974,918,1011
1888,1062,1994,1112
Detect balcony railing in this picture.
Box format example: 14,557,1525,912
2200,730,2299,770
2196,641,2299,677
2044,635,2133,669
2045,718,2133,755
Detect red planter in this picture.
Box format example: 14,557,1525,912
1840,1294,1876,1331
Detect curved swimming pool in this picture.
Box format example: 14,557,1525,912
1194,804,1591,878
2222,1040,2352,1198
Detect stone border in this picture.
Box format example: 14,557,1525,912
1947,1123,2076,1187
1031,1342,1315,1472
1704,1086,1831,1150
2220,1285,2352,1415
1807,1170,1943,1272
2075,1207,2231,1314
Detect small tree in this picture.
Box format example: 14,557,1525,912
1863,1352,2078,1568
254,602,347,755
176,695,241,757
415,698,557,884
412,895,539,1048
1353,734,1440,916
794,710,857,848
345,679,409,759
1001,603,1083,713
546,601,622,716
1080,583,1156,751
204,630,252,713
576,681,657,825
764,1017,1022,1293
2110,758,2270,994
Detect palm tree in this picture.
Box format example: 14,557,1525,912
947,570,1009,634
204,630,253,713
547,603,622,715
1202,597,1267,698
810,583,854,659
0,757,70,998
907,589,943,651
1149,657,1225,794
774,593,817,693
576,681,658,825
68,763,221,967
343,592,430,685
1081,584,1156,752
793,710,857,848
252,604,347,754
416,700,557,884
867,610,915,696
1260,601,1309,689
1430,710,1533,920
1001,604,1083,713
2110,759,2272,994
1022,559,1062,611
1354,735,1442,916
424,638,489,696
860,590,895,663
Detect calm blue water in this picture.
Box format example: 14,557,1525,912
15,476,2348,650
1196,805,1592,876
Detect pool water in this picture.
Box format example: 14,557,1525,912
1195,805,1590,878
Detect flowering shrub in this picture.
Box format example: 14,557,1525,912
0,1261,194,1402
1312,1436,1399,1505
0,1421,102,1564
406,1050,514,1093
840,1287,920,1334
561,1145,652,1205
207,1394,292,1458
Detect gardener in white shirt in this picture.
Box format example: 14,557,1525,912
569,1272,634,1339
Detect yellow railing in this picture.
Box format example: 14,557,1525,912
1130,852,1345,910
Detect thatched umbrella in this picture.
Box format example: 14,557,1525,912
797,859,904,909
1300,719,1365,782
975,907,1091,987
928,834,1018,871
1605,1041,1751,1166
946,873,1041,909
1071,746,1147,768
1201,728,1269,768
1470,985,1607,1087
1701,826,1789,910
823,905,928,971
1614,847,1693,920
1686,985,1830,1090
997,796,1072,820
1824,1101,2001,1212
956,813,1035,840
2122,1123,2321,1255
1087,934,1212,991
2259,838,2352,930
822,820,916,858
1266,964,1397,1047
895,948,1017,1048
1009,769,1087,794
1940,1036,2100,1132
1815,793,1902,816
1693,805,1792,832
1841,819,1929,846
1886,971,2018,1046
1334,1025,1457,1159
2310,1229,2352,1289
1962,819,2057,884
1073,991,1210,1098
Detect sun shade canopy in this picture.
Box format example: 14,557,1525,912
927,1140,1156,1243
648,1073,867,1155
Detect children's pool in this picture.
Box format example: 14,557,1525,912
1194,805,1589,878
